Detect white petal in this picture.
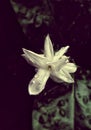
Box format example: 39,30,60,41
54,46,69,60
50,75,63,83
22,48,47,68
52,56,69,71
44,34,54,58
62,63,77,73
51,69,74,83
28,69,50,95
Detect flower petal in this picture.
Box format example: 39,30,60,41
51,69,74,83
54,46,69,60
22,48,47,68
52,56,69,71
62,63,77,73
28,69,50,95
44,34,54,58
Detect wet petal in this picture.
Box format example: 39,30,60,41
53,56,69,71
50,74,63,83
51,69,74,83
22,48,47,68
44,34,54,58
62,63,77,73
54,46,69,60
28,69,50,95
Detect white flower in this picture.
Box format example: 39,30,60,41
22,34,77,95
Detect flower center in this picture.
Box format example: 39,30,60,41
48,65,52,70
46,62,54,71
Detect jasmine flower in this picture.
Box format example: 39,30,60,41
22,34,77,95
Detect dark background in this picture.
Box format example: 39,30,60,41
0,0,91,130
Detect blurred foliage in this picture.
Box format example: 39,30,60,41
32,83,74,130
32,68,91,130
10,0,54,36
75,69,91,129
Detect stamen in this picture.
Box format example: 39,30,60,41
48,65,52,70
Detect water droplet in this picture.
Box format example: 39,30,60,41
30,80,35,85
32,80,35,84
34,74,38,78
